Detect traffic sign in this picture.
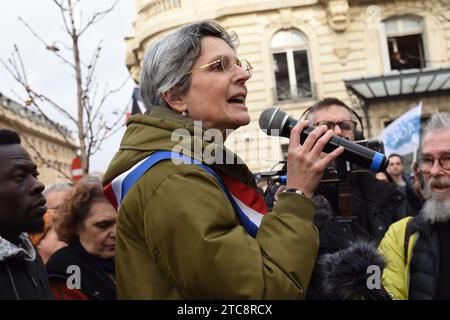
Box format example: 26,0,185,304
71,156,83,182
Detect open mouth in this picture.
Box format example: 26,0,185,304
431,182,450,192
227,94,246,105
433,186,449,192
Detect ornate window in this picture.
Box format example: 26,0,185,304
384,16,425,71
271,29,312,102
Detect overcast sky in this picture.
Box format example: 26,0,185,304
0,0,137,174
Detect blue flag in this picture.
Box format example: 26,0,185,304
378,102,422,156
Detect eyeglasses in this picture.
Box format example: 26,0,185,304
314,120,357,133
185,55,253,78
418,156,450,172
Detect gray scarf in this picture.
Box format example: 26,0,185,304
0,233,36,262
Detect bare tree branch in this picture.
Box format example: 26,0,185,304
2,47,78,125
32,93,78,125
54,0,72,35
2,55,76,153
18,17,75,69
54,40,73,52
14,45,29,85
84,40,103,95
25,138,73,181
3,0,125,176
91,75,130,125
0,103,73,181
91,118,127,155
28,100,76,149
90,97,130,156
78,0,118,36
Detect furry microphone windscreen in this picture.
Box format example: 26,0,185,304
308,241,392,300
312,194,333,230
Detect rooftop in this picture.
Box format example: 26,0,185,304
0,92,73,138
344,66,450,104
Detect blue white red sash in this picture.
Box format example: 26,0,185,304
103,151,267,238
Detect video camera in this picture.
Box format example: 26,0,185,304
260,138,386,184
258,138,386,218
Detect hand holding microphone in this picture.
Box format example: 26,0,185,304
286,120,344,199
259,107,389,199
259,107,389,172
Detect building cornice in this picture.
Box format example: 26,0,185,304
0,93,72,136
134,0,320,51
127,0,322,81
0,112,78,150
0,93,77,150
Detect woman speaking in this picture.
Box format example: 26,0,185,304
103,21,343,299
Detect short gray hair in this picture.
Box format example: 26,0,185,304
423,112,450,138
43,183,71,196
140,21,238,110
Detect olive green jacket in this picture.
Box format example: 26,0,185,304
103,106,319,299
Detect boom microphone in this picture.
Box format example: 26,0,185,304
259,107,388,173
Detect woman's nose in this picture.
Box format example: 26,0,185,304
234,65,250,83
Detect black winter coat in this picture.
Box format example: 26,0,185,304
0,254,53,300
316,171,405,253
46,243,116,300
407,215,439,300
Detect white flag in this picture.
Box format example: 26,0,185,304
378,102,422,156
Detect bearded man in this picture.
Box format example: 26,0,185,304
379,112,450,300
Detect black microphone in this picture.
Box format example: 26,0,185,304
259,171,287,184
259,107,389,173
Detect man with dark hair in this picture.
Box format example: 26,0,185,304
0,129,53,299
306,97,361,141
387,153,422,216
387,154,407,186
306,98,406,252
0,129,22,144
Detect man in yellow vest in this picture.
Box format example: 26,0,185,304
379,112,450,300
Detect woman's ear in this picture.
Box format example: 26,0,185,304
162,86,187,114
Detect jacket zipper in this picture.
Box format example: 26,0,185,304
6,262,20,300
406,233,419,299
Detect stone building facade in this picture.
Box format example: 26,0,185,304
125,0,450,172
0,93,78,186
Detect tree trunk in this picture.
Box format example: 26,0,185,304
70,0,88,176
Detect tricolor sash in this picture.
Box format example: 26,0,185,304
103,151,267,238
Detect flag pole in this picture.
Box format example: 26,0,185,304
412,101,423,168
414,101,423,163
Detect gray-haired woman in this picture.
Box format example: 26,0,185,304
103,20,343,299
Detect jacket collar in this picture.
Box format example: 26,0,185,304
410,213,436,238
0,233,36,262
104,106,256,187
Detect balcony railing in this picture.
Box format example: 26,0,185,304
141,0,181,17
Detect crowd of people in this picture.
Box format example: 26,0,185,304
0,20,449,300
